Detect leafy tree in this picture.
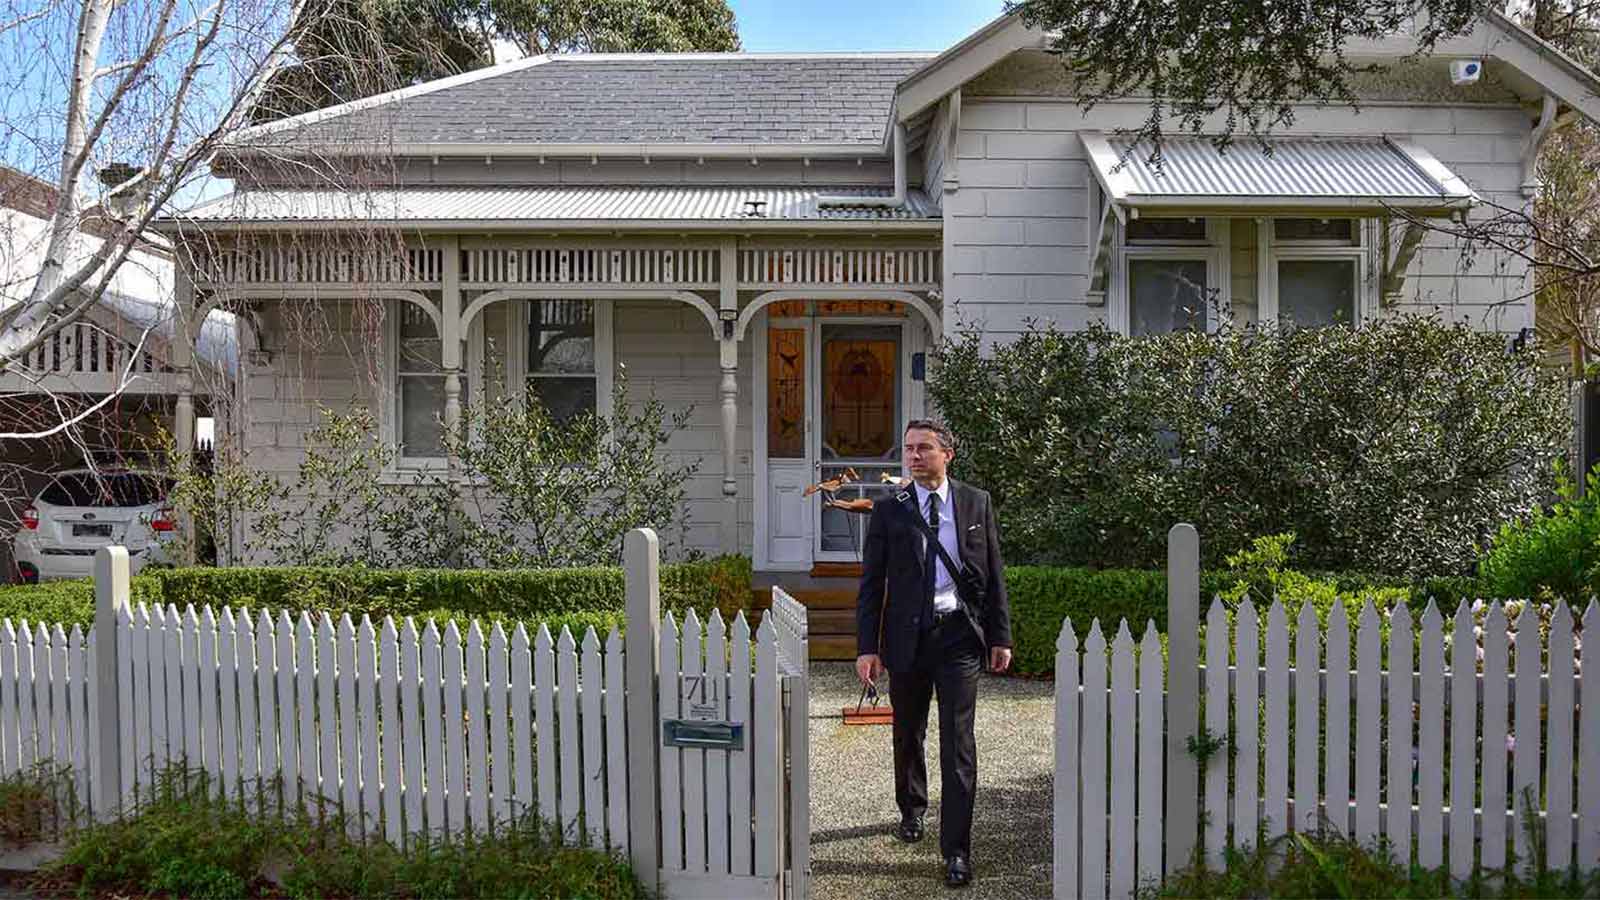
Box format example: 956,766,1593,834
250,0,488,124
255,0,739,121
1008,0,1482,152
484,0,741,58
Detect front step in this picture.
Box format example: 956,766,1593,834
749,580,862,660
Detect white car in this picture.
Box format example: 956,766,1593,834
12,469,178,582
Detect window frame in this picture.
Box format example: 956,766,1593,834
1112,217,1230,336
385,301,458,471
1260,217,1376,328
383,297,615,472
508,298,615,423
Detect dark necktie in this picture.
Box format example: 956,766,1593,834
924,492,941,600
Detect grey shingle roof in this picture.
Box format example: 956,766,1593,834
265,54,933,149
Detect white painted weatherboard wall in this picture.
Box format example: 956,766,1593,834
236,297,751,561
945,98,1535,341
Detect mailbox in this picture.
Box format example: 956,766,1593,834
662,719,745,751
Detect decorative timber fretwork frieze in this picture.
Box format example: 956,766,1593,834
189,241,944,293
738,248,940,290
194,243,445,288
460,247,721,289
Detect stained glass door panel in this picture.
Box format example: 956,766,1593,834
818,324,903,556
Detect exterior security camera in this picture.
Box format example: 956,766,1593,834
1450,59,1483,85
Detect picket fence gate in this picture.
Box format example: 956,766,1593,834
656,587,810,898
0,530,810,899
1054,524,1600,900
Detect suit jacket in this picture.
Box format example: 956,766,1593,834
855,478,1012,673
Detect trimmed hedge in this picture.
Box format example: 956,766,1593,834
1005,565,1486,676
0,556,753,637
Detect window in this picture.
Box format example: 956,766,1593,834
388,297,612,468
1278,259,1358,326
1129,259,1209,335
1273,218,1356,244
1127,217,1207,243
1116,217,1226,336
1265,218,1367,328
394,303,459,462
1112,216,1371,332
520,299,599,424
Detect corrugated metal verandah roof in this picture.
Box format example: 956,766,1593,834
1081,133,1479,215
162,185,939,230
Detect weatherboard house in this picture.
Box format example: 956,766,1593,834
161,10,1599,587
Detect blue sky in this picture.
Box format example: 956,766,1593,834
727,0,1006,52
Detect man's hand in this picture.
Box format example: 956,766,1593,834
988,646,1012,674
856,653,884,685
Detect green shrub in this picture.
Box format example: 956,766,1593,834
1004,548,1491,676
0,555,752,635
0,577,163,631
931,316,1568,576
46,766,644,899
173,378,702,570
1478,463,1600,603
0,763,71,847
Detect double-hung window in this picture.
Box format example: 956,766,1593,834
511,298,612,424
1117,217,1227,336
390,296,612,470
392,301,461,466
1263,218,1370,328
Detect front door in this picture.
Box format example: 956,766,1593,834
813,323,904,561
756,302,923,571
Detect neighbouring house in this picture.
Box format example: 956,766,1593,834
154,10,1600,650
1,166,237,579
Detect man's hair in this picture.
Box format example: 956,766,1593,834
904,419,957,452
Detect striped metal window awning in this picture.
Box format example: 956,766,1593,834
1080,132,1478,217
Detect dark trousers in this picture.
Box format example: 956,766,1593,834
889,615,982,858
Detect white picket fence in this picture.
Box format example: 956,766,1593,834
104,604,636,848
0,620,94,837
0,531,811,898
657,589,810,898
1054,524,1600,900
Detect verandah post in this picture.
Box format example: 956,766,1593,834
1165,523,1201,874
624,528,662,887
92,546,129,821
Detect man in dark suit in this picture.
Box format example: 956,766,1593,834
855,419,1012,888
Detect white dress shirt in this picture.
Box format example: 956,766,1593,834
914,478,960,613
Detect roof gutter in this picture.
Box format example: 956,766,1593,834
219,141,891,162
816,122,906,209
150,216,942,235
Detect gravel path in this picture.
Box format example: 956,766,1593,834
806,662,1055,899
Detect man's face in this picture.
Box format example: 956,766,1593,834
904,427,954,484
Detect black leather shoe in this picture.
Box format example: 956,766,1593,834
945,854,972,888
895,815,925,843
